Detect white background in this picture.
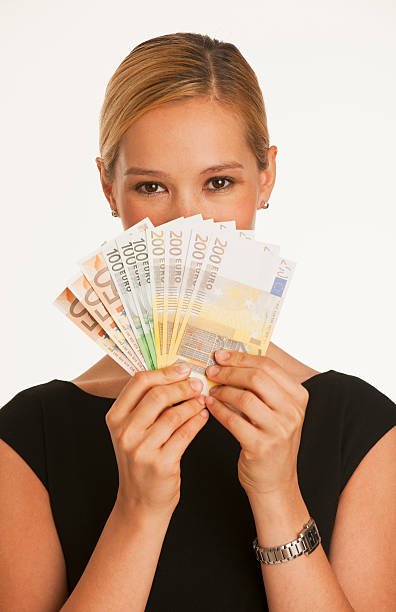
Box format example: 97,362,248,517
1,0,395,406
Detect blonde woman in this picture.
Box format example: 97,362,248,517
1,32,396,611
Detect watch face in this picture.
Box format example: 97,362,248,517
306,527,319,548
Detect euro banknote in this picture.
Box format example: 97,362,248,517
53,214,296,390
67,271,144,372
78,247,147,369
168,231,295,391
53,287,138,376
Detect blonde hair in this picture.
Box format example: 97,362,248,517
98,32,270,182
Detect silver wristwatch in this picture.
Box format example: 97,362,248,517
253,517,321,564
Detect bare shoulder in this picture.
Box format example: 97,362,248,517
0,439,68,609
328,424,396,608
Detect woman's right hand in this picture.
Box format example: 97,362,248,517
105,363,208,518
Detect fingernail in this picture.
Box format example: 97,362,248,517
216,349,230,361
197,394,205,405
206,365,220,377
175,363,190,375
209,385,219,395
190,378,203,391
205,395,215,406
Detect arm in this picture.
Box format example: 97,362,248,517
62,364,208,611
0,365,207,610
249,481,354,612
60,500,172,612
61,364,207,611
204,351,396,611
205,351,353,609
0,436,172,612
251,424,396,611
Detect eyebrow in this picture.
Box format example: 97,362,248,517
123,161,244,178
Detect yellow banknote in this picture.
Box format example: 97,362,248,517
146,226,167,368
170,232,296,392
168,221,215,359
161,215,203,366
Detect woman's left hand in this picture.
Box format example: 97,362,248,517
204,350,310,501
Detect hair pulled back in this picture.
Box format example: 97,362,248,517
98,32,270,181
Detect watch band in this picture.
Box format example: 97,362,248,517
253,517,321,564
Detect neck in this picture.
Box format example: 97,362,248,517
72,342,315,399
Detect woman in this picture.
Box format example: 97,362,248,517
1,32,396,611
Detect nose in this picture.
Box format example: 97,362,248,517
172,198,204,219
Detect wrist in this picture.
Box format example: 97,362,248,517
113,495,176,528
253,517,321,564
247,476,301,514
248,481,311,548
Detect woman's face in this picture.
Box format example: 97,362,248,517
97,96,277,230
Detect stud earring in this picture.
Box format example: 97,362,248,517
260,200,270,209
111,209,118,217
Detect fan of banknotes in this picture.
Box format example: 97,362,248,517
53,214,296,392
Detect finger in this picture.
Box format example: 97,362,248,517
204,394,257,449
214,351,305,399
161,404,209,461
130,377,203,431
206,364,293,413
208,385,277,432
107,363,192,425
144,395,207,449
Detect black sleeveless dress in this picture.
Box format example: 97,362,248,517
1,370,395,610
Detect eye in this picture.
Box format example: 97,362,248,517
206,176,234,191
134,181,166,196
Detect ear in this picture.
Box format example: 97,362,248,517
95,157,117,212
256,145,277,208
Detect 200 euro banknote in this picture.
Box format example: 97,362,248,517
169,231,296,391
